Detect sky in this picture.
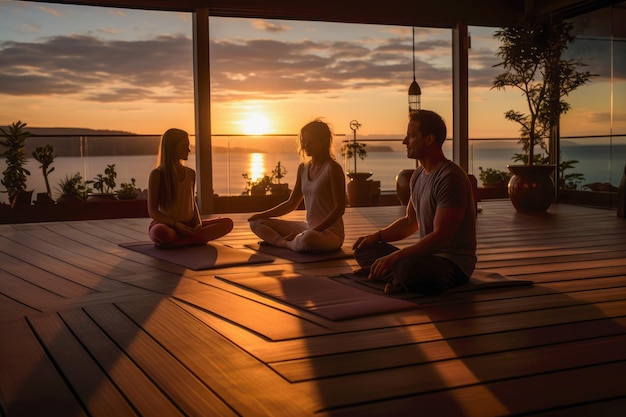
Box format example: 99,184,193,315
0,0,621,139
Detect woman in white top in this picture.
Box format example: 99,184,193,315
148,128,233,248
248,119,345,252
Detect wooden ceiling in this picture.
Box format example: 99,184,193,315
22,0,626,28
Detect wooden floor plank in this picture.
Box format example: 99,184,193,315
116,297,319,417
269,317,626,381
0,250,97,298
1,201,625,416
294,336,626,411
240,300,626,362
84,301,240,417
59,308,186,417
325,362,626,416
27,313,138,417
0,318,89,417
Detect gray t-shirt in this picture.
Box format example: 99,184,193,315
410,160,477,277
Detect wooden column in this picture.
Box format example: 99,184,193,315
193,8,214,214
452,22,470,172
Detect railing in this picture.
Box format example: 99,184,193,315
2,133,624,205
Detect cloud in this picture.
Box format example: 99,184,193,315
0,31,505,104
251,19,290,33
0,33,194,101
39,6,61,17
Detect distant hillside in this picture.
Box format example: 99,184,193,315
1,126,161,157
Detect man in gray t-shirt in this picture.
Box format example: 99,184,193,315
353,110,476,295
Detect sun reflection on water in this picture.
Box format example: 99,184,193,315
249,153,266,181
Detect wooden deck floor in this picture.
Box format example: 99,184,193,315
1,200,625,416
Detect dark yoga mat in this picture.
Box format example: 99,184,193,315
216,272,418,321
120,241,274,270
244,242,353,263
332,269,533,298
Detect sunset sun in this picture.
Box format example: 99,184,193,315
240,113,272,135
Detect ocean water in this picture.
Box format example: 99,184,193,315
2,142,625,205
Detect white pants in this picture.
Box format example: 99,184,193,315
249,218,343,252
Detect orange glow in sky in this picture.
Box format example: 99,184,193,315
0,1,621,139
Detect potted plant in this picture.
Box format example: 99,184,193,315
478,167,511,188
32,144,56,204
88,163,118,200
242,173,272,196
57,172,90,203
1,121,32,208
117,178,139,200
492,18,593,212
342,120,370,180
343,120,374,206
269,161,290,195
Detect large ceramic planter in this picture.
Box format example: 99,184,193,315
346,172,373,207
507,165,555,213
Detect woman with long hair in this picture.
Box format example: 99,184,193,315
248,119,345,252
148,128,233,248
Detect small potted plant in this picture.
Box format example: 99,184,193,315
242,173,272,196
117,178,139,200
57,172,90,204
32,144,56,204
88,163,118,200
343,120,374,206
1,121,32,208
342,120,370,181
269,161,290,195
478,167,511,188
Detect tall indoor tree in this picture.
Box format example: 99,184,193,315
492,18,593,166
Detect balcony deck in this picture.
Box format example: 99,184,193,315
1,200,625,416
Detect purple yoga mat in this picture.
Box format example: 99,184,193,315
120,242,273,270
244,242,353,263
217,272,418,321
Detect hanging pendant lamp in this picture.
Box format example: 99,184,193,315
408,26,421,115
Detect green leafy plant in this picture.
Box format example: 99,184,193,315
90,164,117,194
117,178,139,200
478,167,512,186
271,161,287,184
57,172,90,201
559,159,585,190
492,18,594,166
0,121,31,203
342,120,367,173
341,142,367,173
242,173,272,195
32,144,56,198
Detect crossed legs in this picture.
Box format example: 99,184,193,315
149,217,233,248
249,218,343,252
354,242,468,295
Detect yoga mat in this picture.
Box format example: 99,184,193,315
216,272,418,321
244,242,353,263
120,242,274,270
332,269,533,298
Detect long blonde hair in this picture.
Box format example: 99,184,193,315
155,128,188,207
297,119,335,161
